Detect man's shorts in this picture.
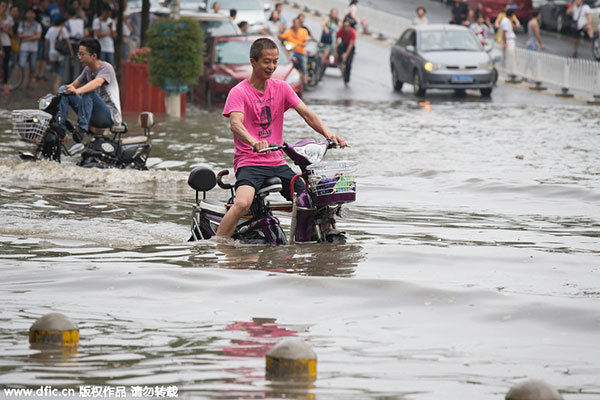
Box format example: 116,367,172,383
235,165,305,201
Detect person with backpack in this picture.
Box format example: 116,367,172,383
45,17,69,91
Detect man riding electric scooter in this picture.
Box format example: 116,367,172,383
216,37,347,239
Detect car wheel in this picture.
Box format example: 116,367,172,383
391,65,403,92
556,14,564,33
480,88,492,97
205,86,212,107
412,70,425,97
592,34,600,61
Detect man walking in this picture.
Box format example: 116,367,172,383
334,17,356,86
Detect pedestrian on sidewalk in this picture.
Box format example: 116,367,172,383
17,8,41,88
334,17,356,87
495,4,520,44
500,8,517,73
413,6,428,26
566,0,593,58
45,17,68,92
526,10,544,51
34,0,50,82
92,4,116,65
64,7,85,83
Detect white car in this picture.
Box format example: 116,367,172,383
202,0,271,33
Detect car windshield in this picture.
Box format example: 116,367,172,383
419,30,481,52
208,0,262,11
200,20,238,36
215,40,289,65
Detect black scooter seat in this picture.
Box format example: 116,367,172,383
257,177,282,195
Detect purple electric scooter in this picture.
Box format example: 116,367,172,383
187,138,356,245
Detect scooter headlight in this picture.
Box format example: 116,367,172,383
38,94,53,111
295,143,327,164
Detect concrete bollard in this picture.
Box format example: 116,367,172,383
506,379,563,400
266,339,317,381
29,313,79,348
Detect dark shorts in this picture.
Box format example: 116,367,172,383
235,165,305,201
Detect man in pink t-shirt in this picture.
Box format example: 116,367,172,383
217,37,347,238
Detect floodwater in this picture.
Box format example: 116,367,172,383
0,94,599,400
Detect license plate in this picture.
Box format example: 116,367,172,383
451,75,473,83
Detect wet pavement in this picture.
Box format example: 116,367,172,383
0,8,599,400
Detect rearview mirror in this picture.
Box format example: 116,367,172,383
406,45,415,53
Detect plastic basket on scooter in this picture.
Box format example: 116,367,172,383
11,110,52,143
307,160,357,206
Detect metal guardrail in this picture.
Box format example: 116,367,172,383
498,46,600,104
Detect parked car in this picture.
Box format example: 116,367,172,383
390,24,495,97
201,0,270,33
466,0,534,23
194,35,303,106
539,0,599,33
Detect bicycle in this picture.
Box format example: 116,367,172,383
1,52,24,92
7,61,24,91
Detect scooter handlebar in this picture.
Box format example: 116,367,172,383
252,143,285,153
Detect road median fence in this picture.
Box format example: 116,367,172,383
497,46,600,104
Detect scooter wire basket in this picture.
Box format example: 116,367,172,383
307,161,357,205
11,110,52,144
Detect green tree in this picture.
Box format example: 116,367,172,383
146,17,204,90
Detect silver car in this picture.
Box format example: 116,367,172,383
390,24,495,97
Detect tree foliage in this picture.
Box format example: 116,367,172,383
146,18,204,89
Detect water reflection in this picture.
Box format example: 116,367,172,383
189,242,365,277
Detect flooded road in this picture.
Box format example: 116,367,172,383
1,90,599,399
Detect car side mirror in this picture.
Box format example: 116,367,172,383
406,45,415,53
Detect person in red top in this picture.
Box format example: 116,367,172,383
334,17,356,86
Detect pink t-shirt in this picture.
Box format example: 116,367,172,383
223,79,302,172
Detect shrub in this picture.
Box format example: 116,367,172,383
146,17,204,90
